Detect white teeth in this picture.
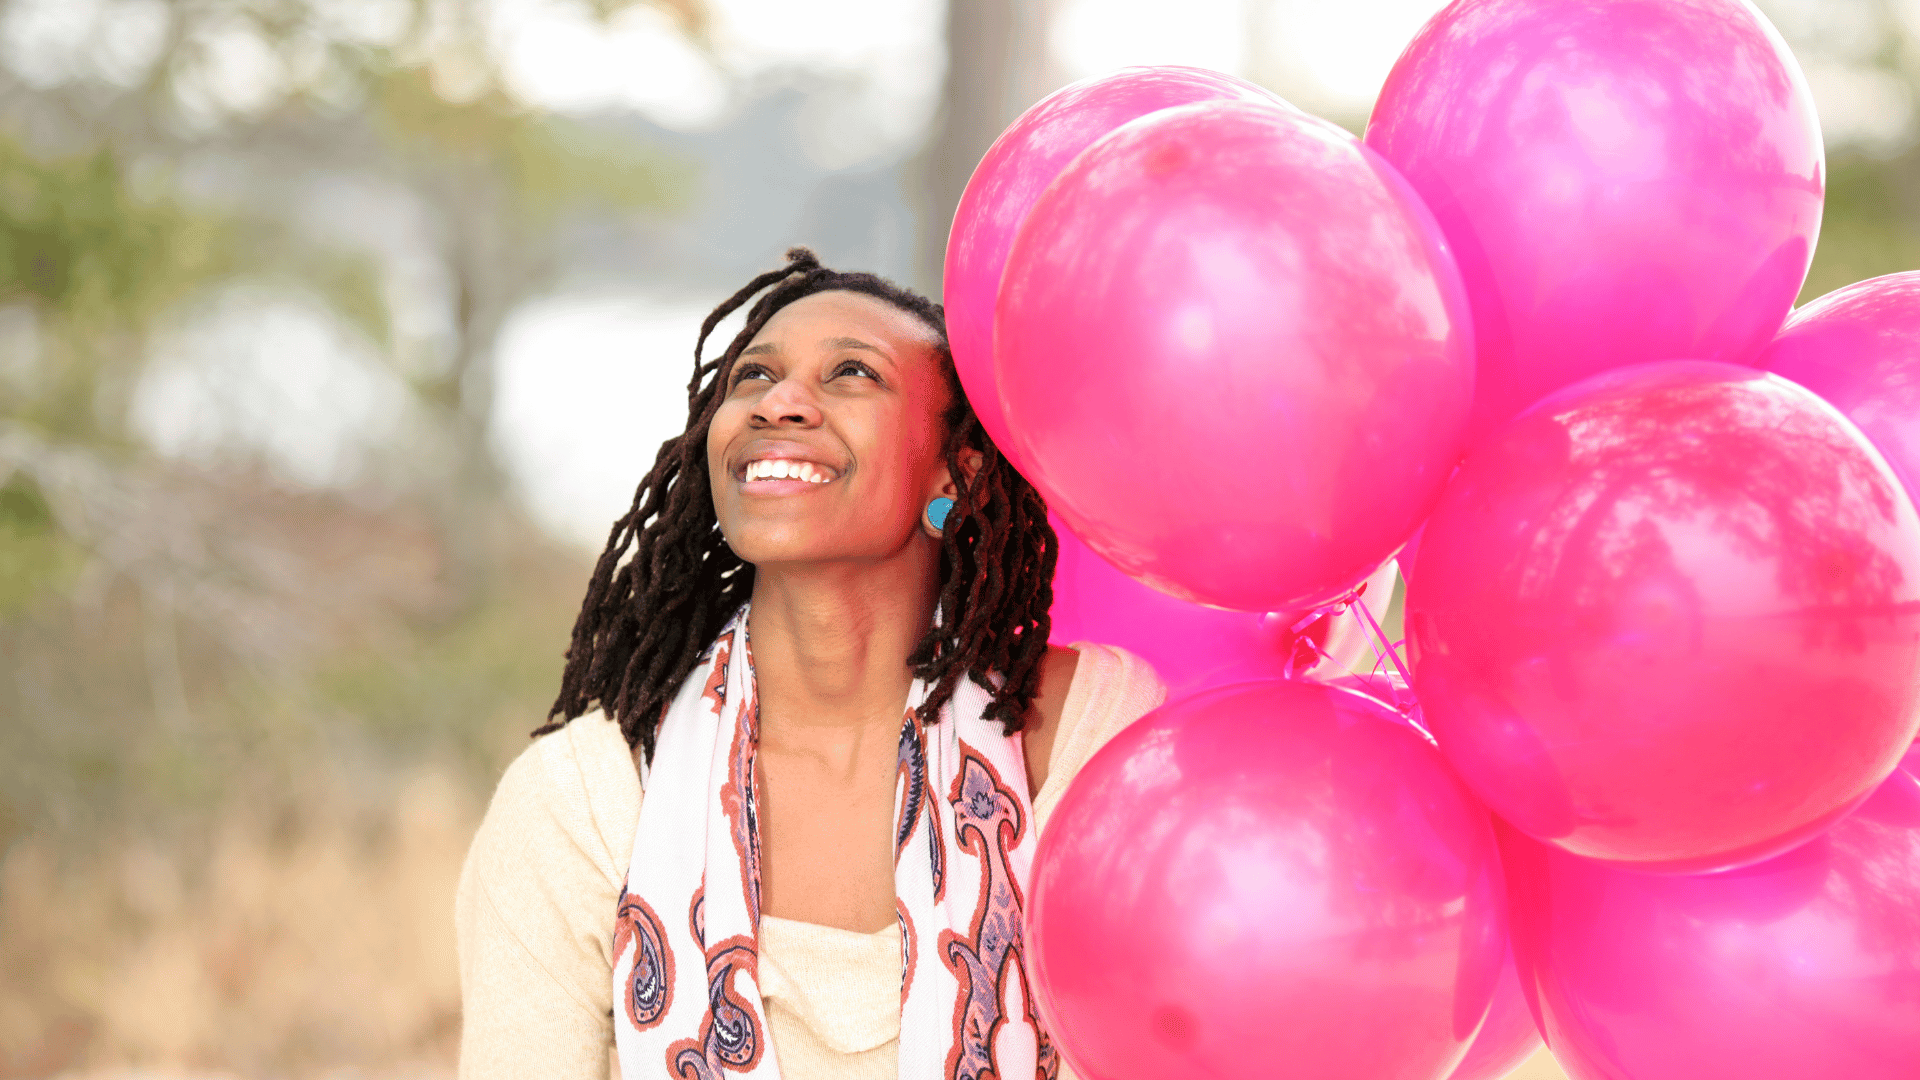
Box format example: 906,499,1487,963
745,458,833,483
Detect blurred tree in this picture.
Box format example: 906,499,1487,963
0,0,702,847
0,138,237,444
0,0,697,593
1747,0,1920,301
1803,150,1920,301
912,0,1059,292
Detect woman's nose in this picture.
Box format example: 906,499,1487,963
751,376,822,426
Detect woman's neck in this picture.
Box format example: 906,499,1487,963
746,557,938,762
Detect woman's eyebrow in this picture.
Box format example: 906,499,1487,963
823,335,888,355
740,342,779,358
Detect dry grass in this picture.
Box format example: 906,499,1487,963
1,769,478,1080
0,467,583,1080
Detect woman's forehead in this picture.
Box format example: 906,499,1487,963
750,290,941,355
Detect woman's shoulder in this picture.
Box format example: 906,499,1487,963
1057,641,1167,725
1032,641,1168,827
456,712,639,1066
469,710,643,890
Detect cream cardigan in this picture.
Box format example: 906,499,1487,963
455,642,1166,1080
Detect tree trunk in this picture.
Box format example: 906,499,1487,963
913,0,1060,294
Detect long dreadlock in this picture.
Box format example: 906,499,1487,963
537,248,1059,763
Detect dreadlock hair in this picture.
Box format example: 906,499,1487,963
537,247,1059,764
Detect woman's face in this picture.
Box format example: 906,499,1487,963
707,289,957,570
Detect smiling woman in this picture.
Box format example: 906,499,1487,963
454,249,1167,1080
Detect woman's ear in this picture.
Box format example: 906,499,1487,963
926,448,985,500
923,449,986,538
953,449,985,493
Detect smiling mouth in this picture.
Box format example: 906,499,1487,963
742,458,837,484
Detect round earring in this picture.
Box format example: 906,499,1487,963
925,496,955,534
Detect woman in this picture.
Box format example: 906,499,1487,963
455,249,1167,1080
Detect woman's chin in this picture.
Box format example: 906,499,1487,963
725,526,926,573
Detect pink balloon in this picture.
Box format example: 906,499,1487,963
1026,679,1507,1080
1398,524,1427,587
1408,360,1920,871
1500,769,1920,1080
1048,513,1400,695
999,100,1473,611
1447,942,1543,1080
1763,272,1920,502
1048,513,1305,691
945,67,1289,466
1366,0,1824,444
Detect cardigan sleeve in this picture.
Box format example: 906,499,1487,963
455,712,640,1080
1034,642,1168,832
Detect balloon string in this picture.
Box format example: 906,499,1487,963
1281,588,1360,679
1281,613,1336,679
1346,590,1438,747
1349,592,1410,688
1275,580,1437,747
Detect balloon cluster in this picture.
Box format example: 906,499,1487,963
946,3,1920,1079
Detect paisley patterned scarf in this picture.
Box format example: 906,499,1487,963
613,604,1058,1080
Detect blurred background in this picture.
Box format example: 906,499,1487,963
0,0,1912,1076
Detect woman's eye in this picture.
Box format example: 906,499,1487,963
734,364,772,384
834,360,877,380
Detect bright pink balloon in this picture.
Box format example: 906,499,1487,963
1048,514,1304,691
1447,942,1542,1080
1398,524,1427,587
1026,680,1506,1080
1408,360,1920,871
1500,769,1920,1080
1763,272,1920,503
1367,0,1824,444
999,101,1473,611
1048,513,1399,695
945,67,1289,465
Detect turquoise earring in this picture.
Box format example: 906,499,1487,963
925,496,955,533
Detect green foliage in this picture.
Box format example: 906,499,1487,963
313,576,577,776
0,139,233,322
511,111,698,222
0,476,84,612
0,138,239,442
1801,151,1920,304
0,132,408,443
289,244,395,352
0,529,584,849
0,7,699,853
371,66,695,224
